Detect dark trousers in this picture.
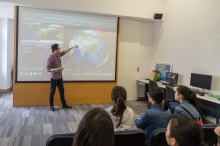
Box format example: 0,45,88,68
49,78,66,106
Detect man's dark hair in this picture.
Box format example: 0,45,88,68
51,44,59,53
72,108,114,146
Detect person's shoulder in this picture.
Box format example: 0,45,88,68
124,106,135,116
173,106,182,114
105,105,113,112
174,106,182,113
184,102,194,107
141,109,152,116
126,106,134,112
175,105,181,109
47,54,53,60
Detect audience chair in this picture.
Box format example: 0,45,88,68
148,80,158,91
165,85,180,113
147,128,169,146
46,130,146,146
201,124,220,146
46,133,75,146
114,130,146,146
147,80,158,106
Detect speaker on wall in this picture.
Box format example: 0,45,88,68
154,13,163,19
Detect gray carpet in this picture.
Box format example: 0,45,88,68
0,91,149,146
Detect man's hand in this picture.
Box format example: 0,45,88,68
71,45,78,49
58,67,64,71
64,45,78,53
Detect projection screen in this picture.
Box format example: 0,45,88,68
16,7,118,82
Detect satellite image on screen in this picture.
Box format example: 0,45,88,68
69,28,109,69
20,22,63,42
17,7,118,81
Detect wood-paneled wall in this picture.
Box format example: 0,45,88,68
13,6,119,107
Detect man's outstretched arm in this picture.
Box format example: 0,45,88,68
64,45,78,54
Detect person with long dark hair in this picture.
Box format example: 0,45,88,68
72,108,114,146
105,86,135,130
135,86,171,145
166,115,208,146
174,85,203,120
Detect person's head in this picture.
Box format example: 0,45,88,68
111,86,127,103
175,85,202,115
166,115,207,146
51,44,60,54
175,85,194,102
72,108,114,146
148,86,168,110
111,86,127,128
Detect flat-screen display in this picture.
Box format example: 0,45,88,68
16,7,118,82
190,73,212,90
166,72,179,84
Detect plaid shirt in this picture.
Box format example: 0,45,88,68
46,51,65,80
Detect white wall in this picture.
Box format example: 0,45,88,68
139,22,154,79
152,0,220,94
0,18,7,89
1,0,164,20
0,18,13,89
118,19,154,100
138,22,154,97
7,19,14,87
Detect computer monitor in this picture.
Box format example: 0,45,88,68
190,73,212,90
166,72,179,84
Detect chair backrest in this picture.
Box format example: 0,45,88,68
201,124,220,146
46,130,146,146
114,130,146,146
147,128,169,146
149,80,158,91
165,85,175,101
46,133,75,146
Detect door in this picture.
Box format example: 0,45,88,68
118,19,141,100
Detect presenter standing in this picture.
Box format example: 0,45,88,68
46,44,78,111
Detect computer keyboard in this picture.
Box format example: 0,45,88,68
161,82,168,85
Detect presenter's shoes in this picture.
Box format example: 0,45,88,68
50,106,55,111
62,104,72,109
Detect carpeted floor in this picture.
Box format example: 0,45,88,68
0,91,149,146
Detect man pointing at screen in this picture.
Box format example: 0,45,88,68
46,44,78,111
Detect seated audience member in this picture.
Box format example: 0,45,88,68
214,126,220,146
72,108,114,146
105,86,136,130
135,86,171,145
166,115,208,146
174,86,203,121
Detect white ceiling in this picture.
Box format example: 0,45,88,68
0,1,14,20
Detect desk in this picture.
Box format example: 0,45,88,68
196,95,220,123
137,79,220,123
137,79,178,100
